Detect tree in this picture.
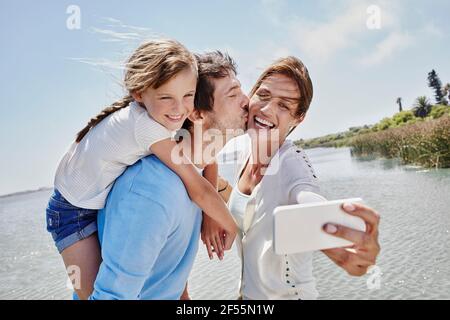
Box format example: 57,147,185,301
427,69,445,104
413,96,432,118
396,97,403,112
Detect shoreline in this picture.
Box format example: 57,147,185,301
0,187,52,199
296,114,450,169
1,148,450,299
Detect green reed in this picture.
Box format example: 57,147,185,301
349,115,450,168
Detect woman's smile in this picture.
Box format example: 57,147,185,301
254,115,276,129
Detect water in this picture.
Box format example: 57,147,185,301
1,147,449,299
0,189,71,299
306,148,450,299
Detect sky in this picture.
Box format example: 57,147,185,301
0,0,449,195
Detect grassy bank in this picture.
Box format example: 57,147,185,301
349,115,450,168
295,105,450,168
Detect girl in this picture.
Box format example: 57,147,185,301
46,39,237,299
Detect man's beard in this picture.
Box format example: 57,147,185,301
208,113,247,136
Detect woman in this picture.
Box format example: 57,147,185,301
201,56,381,300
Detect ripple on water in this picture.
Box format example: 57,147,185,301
1,149,450,299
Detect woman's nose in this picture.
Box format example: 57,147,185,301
260,100,275,113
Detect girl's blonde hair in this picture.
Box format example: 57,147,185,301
76,39,198,143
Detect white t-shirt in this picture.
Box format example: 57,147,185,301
54,101,172,209
228,134,322,300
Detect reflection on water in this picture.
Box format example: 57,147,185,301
217,146,450,299
306,147,450,300
0,147,449,299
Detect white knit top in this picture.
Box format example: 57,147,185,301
54,101,172,209
228,134,323,300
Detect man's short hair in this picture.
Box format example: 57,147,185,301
182,51,237,130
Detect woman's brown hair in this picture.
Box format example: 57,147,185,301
249,56,313,120
75,39,198,143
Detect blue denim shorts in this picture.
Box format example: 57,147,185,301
46,189,98,253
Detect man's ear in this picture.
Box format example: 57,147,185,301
188,109,204,123
131,91,143,103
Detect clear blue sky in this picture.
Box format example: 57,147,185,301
1,0,449,195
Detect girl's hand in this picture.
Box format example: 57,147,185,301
223,226,237,251
201,215,225,260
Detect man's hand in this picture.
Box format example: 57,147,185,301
321,202,381,276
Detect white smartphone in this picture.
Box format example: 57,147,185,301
273,195,366,254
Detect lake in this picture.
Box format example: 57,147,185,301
1,147,449,299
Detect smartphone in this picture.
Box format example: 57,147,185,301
273,196,366,254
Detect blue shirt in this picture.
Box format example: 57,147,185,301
88,155,202,300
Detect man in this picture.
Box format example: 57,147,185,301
89,52,249,299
